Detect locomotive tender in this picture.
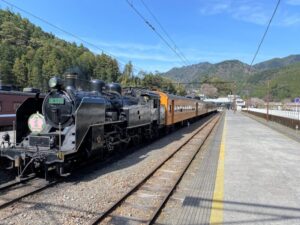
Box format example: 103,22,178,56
0,73,216,178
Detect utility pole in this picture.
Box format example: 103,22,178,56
266,80,270,122
245,89,249,113
233,82,237,113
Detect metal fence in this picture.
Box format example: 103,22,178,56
244,110,300,130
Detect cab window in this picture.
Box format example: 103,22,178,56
153,99,158,109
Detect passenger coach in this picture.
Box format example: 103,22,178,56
156,91,216,127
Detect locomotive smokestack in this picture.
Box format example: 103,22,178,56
65,73,77,90
91,79,105,93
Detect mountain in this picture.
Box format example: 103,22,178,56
163,55,300,101
163,55,300,83
253,55,300,71
163,62,213,82
163,60,252,83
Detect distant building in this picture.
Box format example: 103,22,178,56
204,95,245,110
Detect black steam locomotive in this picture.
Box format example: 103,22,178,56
0,73,216,179
0,73,163,177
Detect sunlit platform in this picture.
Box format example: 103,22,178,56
158,111,300,225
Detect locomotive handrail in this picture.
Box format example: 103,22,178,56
0,114,16,118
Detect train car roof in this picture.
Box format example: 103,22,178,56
0,90,44,97
155,91,199,101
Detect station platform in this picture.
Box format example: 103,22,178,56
157,111,300,225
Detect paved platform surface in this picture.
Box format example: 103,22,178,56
157,111,300,225
222,111,300,224
156,113,224,224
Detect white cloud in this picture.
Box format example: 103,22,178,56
54,34,274,73
199,0,300,26
90,40,162,52
286,0,300,5
57,35,186,71
280,14,300,26
200,1,231,15
94,49,181,63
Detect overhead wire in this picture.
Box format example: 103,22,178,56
126,0,188,67
249,0,281,71
0,0,144,72
139,0,191,65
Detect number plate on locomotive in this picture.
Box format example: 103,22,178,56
29,136,50,147
49,98,65,104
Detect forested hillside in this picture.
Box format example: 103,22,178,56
246,62,300,101
0,10,122,90
253,55,300,71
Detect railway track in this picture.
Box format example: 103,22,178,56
0,176,58,210
0,173,36,191
89,113,221,225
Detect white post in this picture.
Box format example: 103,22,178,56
296,102,299,120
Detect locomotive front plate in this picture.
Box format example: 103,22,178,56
29,136,50,147
48,98,65,104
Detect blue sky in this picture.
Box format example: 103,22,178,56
1,0,300,72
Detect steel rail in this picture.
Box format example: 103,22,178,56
89,113,221,225
0,179,59,210
0,173,36,192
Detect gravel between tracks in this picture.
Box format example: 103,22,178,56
0,117,212,225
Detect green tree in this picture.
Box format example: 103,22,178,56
120,61,134,86
93,54,120,82
12,57,27,86
77,51,95,79
0,44,15,83
0,21,27,45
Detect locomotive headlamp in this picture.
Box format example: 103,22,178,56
49,77,62,89
28,112,46,134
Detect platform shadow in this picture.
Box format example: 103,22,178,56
182,196,300,225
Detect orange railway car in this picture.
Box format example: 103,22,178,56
155,91,216,126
